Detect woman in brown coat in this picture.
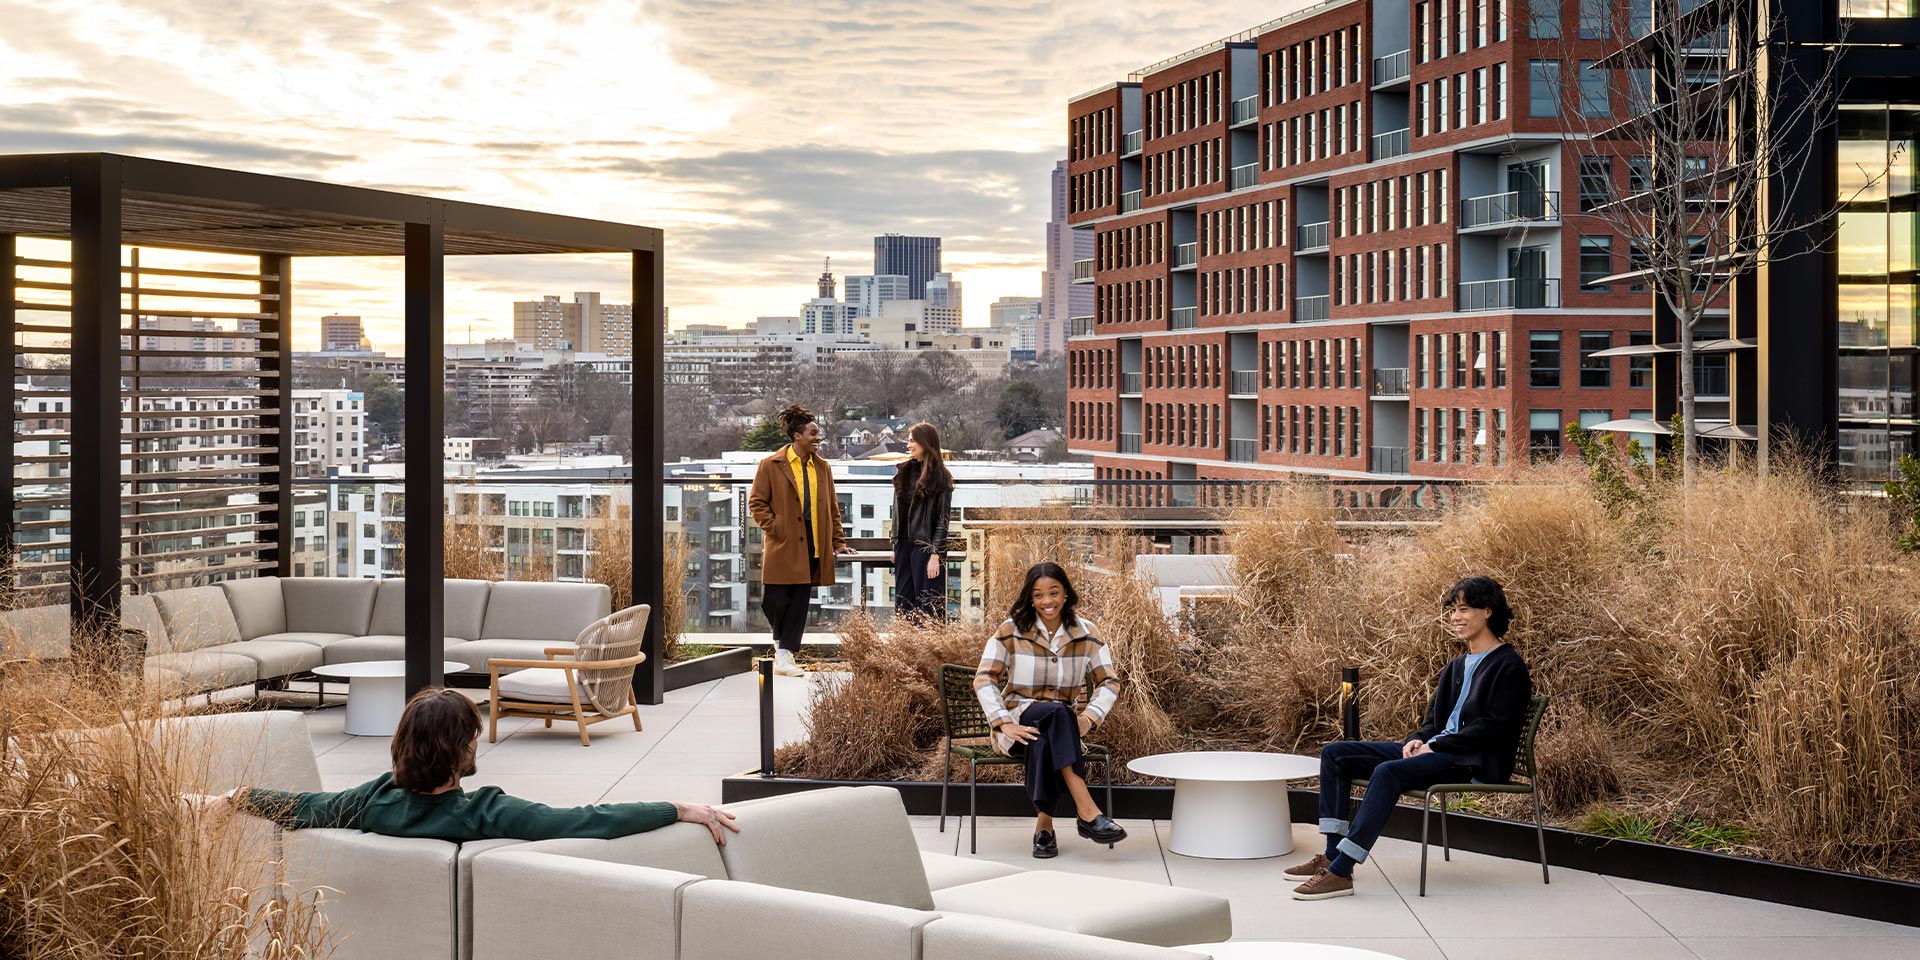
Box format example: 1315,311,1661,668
747,405,850,675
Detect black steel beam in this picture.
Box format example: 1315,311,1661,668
632,246,666,705
404,216,446,696
68,156,123,650
262,254,294,578
2,232,14,572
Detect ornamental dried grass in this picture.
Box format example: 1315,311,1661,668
0,640,331,959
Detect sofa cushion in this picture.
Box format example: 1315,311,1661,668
920,851,1024,890
679,878,934,960
283,828,459,960
282,578,379,636
368,578,494,641
506,822,728,879
323,635,469,666
714,785,934,911
495,667,588,704
151,709,323,793
122,594,172,655
220,576,286,640
931,870,1232,949
922,915,1212,960
451,638,564,674
471,852,699,960
143,650,259,693
151,586,243,651
204,640,324,677
254,631,353,648
479,581,610,644
0,603,72,659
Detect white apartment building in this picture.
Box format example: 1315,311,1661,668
291,388,366,479
846,274,914,317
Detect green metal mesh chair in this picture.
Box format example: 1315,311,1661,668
937,663,1114,855
1355,694,1550,896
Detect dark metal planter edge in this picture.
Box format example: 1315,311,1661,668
719,775,1920,927
664,647,754,691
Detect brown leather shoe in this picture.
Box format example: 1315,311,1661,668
1291,868,1355,901
1283,853,1331,878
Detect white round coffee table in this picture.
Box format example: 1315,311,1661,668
1178,943,1401,959
311,660,469,736
1128,751,1320,859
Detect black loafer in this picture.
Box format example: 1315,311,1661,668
1076,814,1128,846
1032,829,1058,859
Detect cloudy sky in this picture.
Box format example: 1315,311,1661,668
1,0,1301,350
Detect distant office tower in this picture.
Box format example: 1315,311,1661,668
817,258,837,300
846,274,913,317
1040,160,1094,361
874,234,942,297
513,292,634,355
321,315,371,352
926,272,963,319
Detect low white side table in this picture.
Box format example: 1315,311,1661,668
311,660,469,736
1178,943,1403,959
1127,751,1321,859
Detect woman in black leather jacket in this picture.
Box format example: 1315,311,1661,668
892,422,954,619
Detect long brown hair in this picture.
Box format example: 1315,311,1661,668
895,421,953,501
391,687,482,793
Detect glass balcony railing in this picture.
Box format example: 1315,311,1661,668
1170,306,1199,329
1228,439,1259,463
1118,432,1143,453
1069,315,1095,337
1295,294,1331,321
1372,367,1410,396
1459,277,1561,312
1121,371,1143,395
1072,258,1095,283
1230,163,1259,191
1121,190,1143,213
1297,221,1330,251
1372,49,1411,86
1230,370,1260,396
1172,242,1198,269
1231,95,1259,126
1370,446,1409,474
1460,191,1561,228
1122,130,1144,155
1372,127,1411,160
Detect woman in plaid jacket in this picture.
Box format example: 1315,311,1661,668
974,562,1128,858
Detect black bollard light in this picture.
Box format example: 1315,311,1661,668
758,656,776,777
1340,666,1361,740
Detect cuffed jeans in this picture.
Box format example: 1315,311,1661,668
1316,740,1473,867
1008,700,1086,816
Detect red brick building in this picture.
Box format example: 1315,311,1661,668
1066,0,1659,495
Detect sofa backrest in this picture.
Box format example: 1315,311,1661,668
282,577,380,636
0,603,72,659
284,828,460,960
152,585,244,651
368,578,494,640
714,785,934,911
921,915,1211,960
679,878,934,960
478,581,611,644
151,709,323,794
122,594,172,655
470,852,700,960
221,576,287,640
505,821,727,879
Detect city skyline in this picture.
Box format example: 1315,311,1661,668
0,0,1299,349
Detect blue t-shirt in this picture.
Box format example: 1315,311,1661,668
1432,646,1497,746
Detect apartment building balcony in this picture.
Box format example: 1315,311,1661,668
1296,220,1330,253
1460,191,1562,231
1370,446,1410,474
1171,242,1198,270
1459,277,1560,312
1230,95,1259,127
1121,190,1143,213
1372,367,1410,397
1170,306,1199,330
1227,438,1258,463
1230,370,1259,397
1230,163,1258,191
1122,129,1143,156
1372,49,1411,89
1072,258,1095,283
1121,372,1144,396
1069,315,1095,337
1118,432,1143,453
1372,127,1411,161
1295,295,1331,322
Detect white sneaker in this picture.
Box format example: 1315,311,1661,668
772,649,805,676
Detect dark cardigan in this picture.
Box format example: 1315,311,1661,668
1407,642,1533,783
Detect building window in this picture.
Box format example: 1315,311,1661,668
1494,330,1509,388
1529,410,1564,461
1580,236,1613,290
1627,156,1652,195
1579,62,1610,117
1580,331,1613,387
1629,329,1654,388
1530,330,1562,387
1579,0,1611,38
1529,61,1562,118
1529,0,1561,38
1578,157,1612,212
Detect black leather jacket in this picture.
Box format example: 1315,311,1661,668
892,461,952,551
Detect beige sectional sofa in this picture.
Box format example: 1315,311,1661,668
0,576,613,695
164,711,1231,960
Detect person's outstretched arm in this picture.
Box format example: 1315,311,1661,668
461,791,736,842
231,777,383,831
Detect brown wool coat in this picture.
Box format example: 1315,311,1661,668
747,444,844,586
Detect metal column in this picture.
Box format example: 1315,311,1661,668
404,216,446,696
632,244,666,705
1,232,14,572
262,254,294,578
68,156,124,666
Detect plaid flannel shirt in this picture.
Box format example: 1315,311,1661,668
974,616,1119,756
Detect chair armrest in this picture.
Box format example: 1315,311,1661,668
543,647,574,659
486,657,581,671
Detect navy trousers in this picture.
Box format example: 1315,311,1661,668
892,544,945,619
1009,700,1086,816
1316,740,1473,864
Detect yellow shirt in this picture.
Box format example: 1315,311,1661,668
786,446,823,558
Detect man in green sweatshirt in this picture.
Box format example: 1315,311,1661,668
210,687,739,844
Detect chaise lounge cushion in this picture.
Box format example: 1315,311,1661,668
478,581,610,644
921,915,1212,960
930,869,1232,948
714,785,935,911
324,635,471,666
283,578,380,636
494,666,589,703
919,851,1024,890
368,579,494,641
679,878,935,960
152,585,244,651
221,576,287,640
204,639,325,677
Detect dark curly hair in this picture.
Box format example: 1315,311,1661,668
1441,575,1513,638
1008,561,1081,634
778,404,817,442
391,687,482,793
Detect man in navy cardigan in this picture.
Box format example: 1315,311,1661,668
1289,576,1533,900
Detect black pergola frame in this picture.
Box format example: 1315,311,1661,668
0,152,668,704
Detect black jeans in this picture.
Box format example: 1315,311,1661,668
761,559,820,654
892,544,944,620
1008,700,1086,816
